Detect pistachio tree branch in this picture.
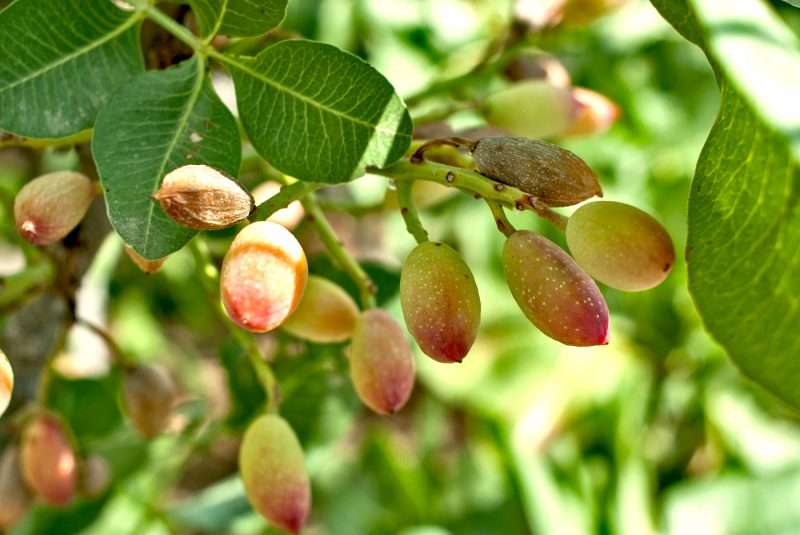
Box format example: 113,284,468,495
188,239,279,412
396,181,429,244
252,181,319,221
300,193,377,309
0,130,92,150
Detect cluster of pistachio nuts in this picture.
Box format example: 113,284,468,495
8,133,673,533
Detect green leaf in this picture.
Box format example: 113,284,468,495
93,57,241,260
191,0,288,38
224,40,413,183
0,0,144,138
653,0,800,408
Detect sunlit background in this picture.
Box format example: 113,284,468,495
3,1,800,534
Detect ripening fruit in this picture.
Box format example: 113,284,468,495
125,245,166,274
503,231,609,346
221,221,308,333
0,447,30,529
563,88,619,137
472,137,602,207
122,365,177,438
14,171,96,245
400,242,481,363
20,412,77,506
504,53,571,88
80,455,111,498
566,201,674,291
240,415,310,534
153,164,254,230
349,309,415,414
0,351,12,418
559,0,628,26
482,80,575,139
282,276,359,343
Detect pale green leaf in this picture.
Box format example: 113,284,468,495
0,0,144,138
652,0,800,408
93,57,241,260
224,40,413,183
191,0,288,38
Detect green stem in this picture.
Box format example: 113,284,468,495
396,182,429,244
0,129,92,150
486,200,515,237
132,1,207,52
252,181,319,221
370,160,528,210
300,193,377,309
188,239,279,412
76,318,132,368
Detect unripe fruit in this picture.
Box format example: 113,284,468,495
282,276,359,343
349,309,415,414
504,53,571,88
122,365,177,438
563,88,619,137
482,80,575,139
153,164,254,230
560,0,628,26
566,201,674,292
251,181,305,230
221,221,308,333
0,447,29,529
80,455,111,497
20,412,77,506
472,137,602,207
0,351,12,418
14,171,95,245
400,242,481,363
125,245,166,274
240,415,310,534
503,231,609,346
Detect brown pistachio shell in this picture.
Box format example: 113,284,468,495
472,137,602,207
124,245,166,274
153,164,254,230
122,365,177,438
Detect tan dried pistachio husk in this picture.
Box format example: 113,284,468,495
472,137,602,207
153,164,254,230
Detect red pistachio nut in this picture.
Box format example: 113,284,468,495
282,276,359,343
221,221,308,333
566,201,674,291
20,412,77,506
240,415,311,534
400,242,481,363
14,171,95,245
503,230,609,346
0,351,12,418
349,309,415,414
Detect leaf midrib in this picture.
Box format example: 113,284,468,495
0,11,143,94
212,50,411,140
141,58,206,254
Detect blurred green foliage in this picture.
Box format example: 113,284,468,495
3,1,800,534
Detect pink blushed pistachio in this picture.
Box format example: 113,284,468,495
20,412,77,506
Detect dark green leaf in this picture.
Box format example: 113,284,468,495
191,0,288,38
654,0,800,408
93,57,241,260
0,0,144,138
225,40,413,183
